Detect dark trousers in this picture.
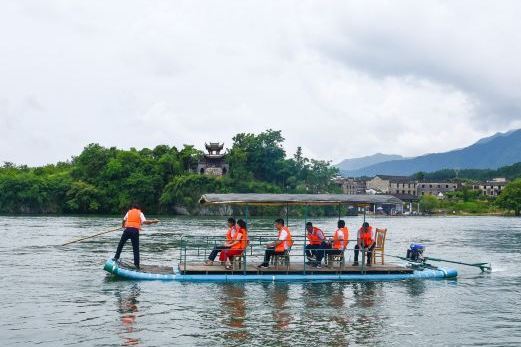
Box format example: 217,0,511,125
305,244,321,257
306,243,327,263
354,243,376,264
262,247,284,265
326,248,344,257
208,245,230,261
114,228,140,267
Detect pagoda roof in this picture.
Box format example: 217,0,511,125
205,142,224,150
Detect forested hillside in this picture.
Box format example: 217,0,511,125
414,162,521,181
0,130,339,214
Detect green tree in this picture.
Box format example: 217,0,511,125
227,129,286,184
160,174,224,211
419,195,438,213
65,181,101,213
71,144,114,183
0,129,341,215
496,179,521,216
179,145,202,171
414,171,425,181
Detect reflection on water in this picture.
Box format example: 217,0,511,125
218,284,250,342
350,283,385,344
404,279,427,297
115,284,141,346
326,283,351,346
272,284,291,330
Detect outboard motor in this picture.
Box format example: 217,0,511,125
406,243,425,262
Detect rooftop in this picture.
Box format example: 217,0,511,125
375,175,413,183
199,193,403,206
392,193,420,201
204,142,225,157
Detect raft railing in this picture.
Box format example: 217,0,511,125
177,234,373,275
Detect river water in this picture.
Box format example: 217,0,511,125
1,215,520,346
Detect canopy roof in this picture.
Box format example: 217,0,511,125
199,193,403,206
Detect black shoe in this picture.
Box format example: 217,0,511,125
257,263,268,268
366,263,372,267
352,262,359,266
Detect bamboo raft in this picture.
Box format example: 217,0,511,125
104,259,457,282
104,193,462,283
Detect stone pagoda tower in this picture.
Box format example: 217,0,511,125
196,142,229,176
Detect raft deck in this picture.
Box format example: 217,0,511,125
180,263,413,275
119,261,413,275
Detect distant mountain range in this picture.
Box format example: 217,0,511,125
336,153,405,171
337,129,521,177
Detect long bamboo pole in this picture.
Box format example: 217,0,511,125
424,256,492,271
61,227,122,246
384,253,491,271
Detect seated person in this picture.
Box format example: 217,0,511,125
326,219,349,258
305,222,326,266
205,217,236,265
220,219,249,270
257,218,293,268
353,222,375,266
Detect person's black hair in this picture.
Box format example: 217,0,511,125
362,222,370,228
275,218,285,226
237,219,247,229
131,202,140,209
338,220,345,228
227,217,236,225
306,222,313,227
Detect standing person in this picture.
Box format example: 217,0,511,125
353,222,375,266
257,218,293,268
325,220,349,258
219,219,249,270
113,203,159,269
205,218,237,266
305,222,326,267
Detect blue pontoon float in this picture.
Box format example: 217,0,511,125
104,193,459,282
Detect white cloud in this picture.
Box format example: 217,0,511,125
0,1,520,166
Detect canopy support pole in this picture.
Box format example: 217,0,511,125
243,206,249,225
285,203,289,227
243,206,249,275
303,204,308,274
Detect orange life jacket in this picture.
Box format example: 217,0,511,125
307,227,324,245
332,227,349,250
125,209,142,229
230,227,249,251
359,226,374,247
275,226,293,253
225,225,237,241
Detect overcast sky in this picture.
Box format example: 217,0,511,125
1,1,521,166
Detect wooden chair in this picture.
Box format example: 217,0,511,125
271,248,291,269
231,253,246,270
230,239,250,270
326,251,345,268
371,228,387,265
